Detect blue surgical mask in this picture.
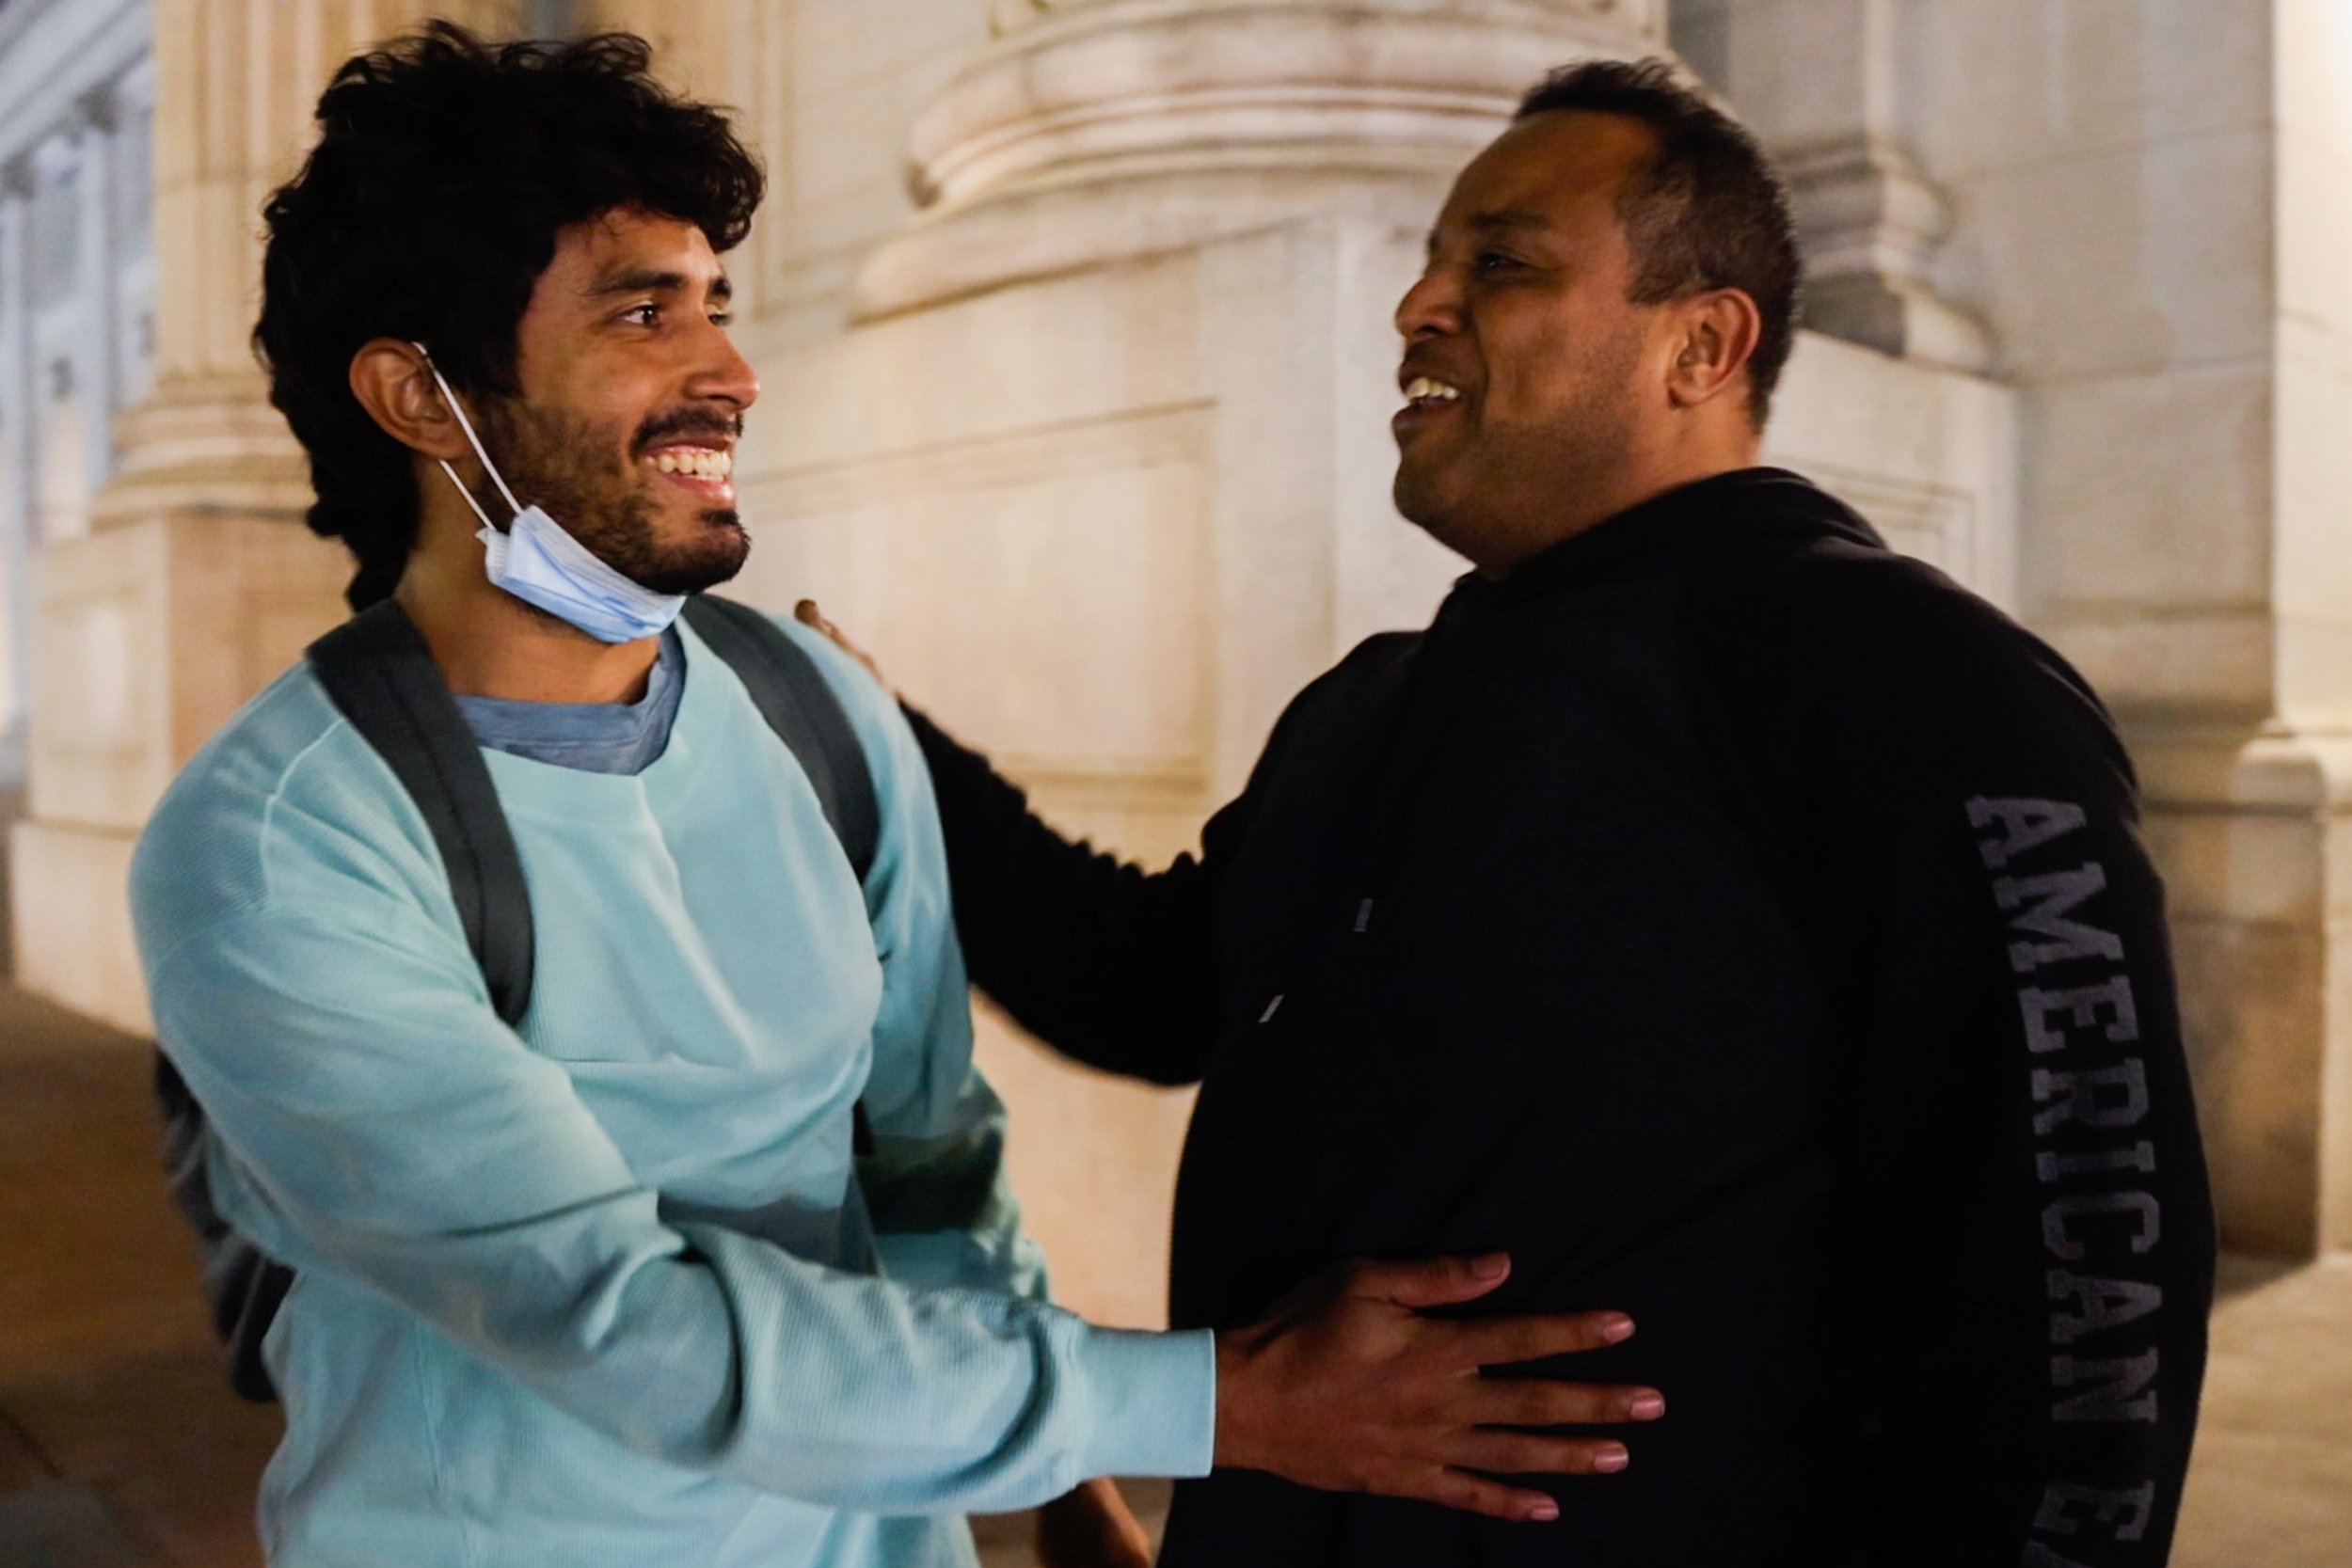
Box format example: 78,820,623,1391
414,344,686,644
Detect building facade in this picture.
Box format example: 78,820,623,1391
4,0,2344,1328
0,0,156,811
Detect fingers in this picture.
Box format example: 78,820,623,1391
1443,1429,1633,1479
793,598,888,688
1466,1377,1663,1427
1454,1309,1635,1368
1385,1465,1564,1524
1378,1427,1644,1524
794,597,854,651
1356,1252,1513,1310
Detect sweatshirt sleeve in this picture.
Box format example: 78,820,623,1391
1811,578,2215,1567
133,794,1214,1517
901,704,1233,1086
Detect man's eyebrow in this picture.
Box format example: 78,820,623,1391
1425,209,1556,257
583,266,733,303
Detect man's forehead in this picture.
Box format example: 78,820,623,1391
548,206,726,292
1432,110,1658,234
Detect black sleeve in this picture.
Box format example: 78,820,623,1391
901,705,1238,1085
1804,582,2216,1568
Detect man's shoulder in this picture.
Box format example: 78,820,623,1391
704,603,912,788
1725,525,2098,712
1258,628,1424,747
1303,628,1424,703
132,659,436,962
1695,518,2132,800
764,610,899,729
142,660,353,849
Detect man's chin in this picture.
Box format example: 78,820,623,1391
639,517,751,595
1392,467,1455,541
1392,477,1494,571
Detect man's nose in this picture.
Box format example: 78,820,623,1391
1394,267,1464,341
686,324,760,412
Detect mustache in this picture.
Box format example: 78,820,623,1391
632,407,744,451
1398,349,1464,383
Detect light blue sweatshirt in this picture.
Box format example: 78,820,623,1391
129,613,1216,1568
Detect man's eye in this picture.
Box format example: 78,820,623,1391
620,303,660,326
710,311,735,328
1474,251,1522,274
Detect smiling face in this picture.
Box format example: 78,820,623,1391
474,204,758,595
1391,111,1694,574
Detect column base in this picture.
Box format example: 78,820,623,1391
10,511,346,1039
2129,719,2352,1255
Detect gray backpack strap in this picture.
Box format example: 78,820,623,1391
309,599,537,1022
680,595,880,881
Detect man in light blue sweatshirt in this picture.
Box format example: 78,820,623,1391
130,23,1661,1568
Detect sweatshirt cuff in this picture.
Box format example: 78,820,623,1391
1072,1325,1216,1481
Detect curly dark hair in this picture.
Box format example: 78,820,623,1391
254,22,764,609
1517,59,1801,426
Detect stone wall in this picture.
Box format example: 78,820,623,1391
8,0,2249,1354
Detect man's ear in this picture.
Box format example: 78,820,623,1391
1663,288,1763,413
348,339,470,460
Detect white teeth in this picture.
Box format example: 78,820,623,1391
1404,376,1461,404
649,448,732,480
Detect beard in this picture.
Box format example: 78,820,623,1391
476,398,750,596
1392,342,1647,573
1394,412,1632,571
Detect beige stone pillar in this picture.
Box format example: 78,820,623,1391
2122,0,2352,1256
1675,0,1988,371
857,0,1668,323
11,0,520,1032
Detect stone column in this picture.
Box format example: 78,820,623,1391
72,85,121,502
859,0,1669,321
0,165,33,785
1674,0,1988,371
851,0,1669,789
11,0,521,1031
2121,0,2352,1256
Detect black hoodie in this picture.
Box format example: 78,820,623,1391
908,467,2214,1567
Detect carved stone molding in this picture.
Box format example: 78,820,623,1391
857,0,1666,316
1677,0,1989,372
987,0,1654,35
1776,134,1990,372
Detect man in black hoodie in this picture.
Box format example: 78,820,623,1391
815,58,2214,1568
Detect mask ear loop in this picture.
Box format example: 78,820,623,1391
410,342,524,528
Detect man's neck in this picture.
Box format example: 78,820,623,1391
394,552,662,705
1477,439,1762,579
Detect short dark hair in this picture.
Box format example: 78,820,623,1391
254,23,764,609
1516,58,1801,425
